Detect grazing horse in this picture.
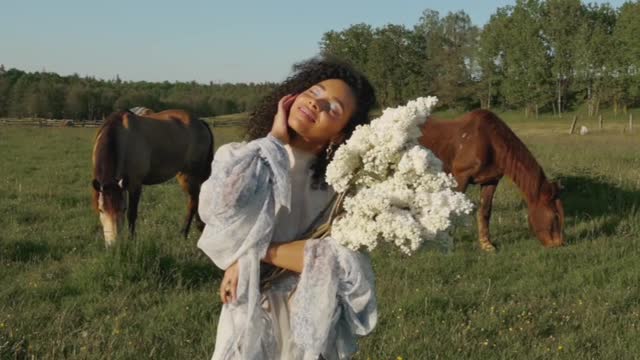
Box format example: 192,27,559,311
91,109,214,246
420,109,564,251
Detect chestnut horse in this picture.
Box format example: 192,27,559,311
421,109,564,251
91,109,214,246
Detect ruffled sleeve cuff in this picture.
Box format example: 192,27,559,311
291,238,377,357
197,135,291,270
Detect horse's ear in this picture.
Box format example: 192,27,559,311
92,179,101,192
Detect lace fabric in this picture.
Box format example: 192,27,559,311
197,135,377,359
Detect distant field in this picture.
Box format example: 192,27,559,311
1,111,639,359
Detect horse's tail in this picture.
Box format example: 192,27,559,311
474,110,549,203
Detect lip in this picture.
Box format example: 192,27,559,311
297,105,317,123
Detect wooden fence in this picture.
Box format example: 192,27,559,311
568,113,635,134
0,118,102,128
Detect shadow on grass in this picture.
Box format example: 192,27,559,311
557,174,640,241
98,239,223,290
1,240,51,263
157,255,223,288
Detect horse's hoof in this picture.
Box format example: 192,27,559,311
480,241,497,253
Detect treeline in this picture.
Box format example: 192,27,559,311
0,66,276,120
321,0,640,116
2,0,638,120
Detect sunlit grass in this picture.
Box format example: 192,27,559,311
1,110,639,359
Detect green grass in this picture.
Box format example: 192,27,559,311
1,111,639,359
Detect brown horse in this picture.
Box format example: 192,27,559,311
420,109,564,251
91,109,214,246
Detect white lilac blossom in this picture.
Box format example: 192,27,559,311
326,97,474,255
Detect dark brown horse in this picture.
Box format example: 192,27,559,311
420,109,564,251
91,109,214,246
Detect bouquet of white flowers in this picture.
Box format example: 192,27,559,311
325,97,474,255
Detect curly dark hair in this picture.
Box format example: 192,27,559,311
247,56,377,189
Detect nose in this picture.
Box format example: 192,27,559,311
307,97,319,110
100,212,121,247
307,97,328,112
103,224,118,247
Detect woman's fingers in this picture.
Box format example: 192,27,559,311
218,260,240,304
271,94,296,144
219,281,227,304
277,94,295,122
284,94,297,111
231,278,238,302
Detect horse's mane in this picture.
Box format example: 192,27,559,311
469,110,550,203
91,112,125,211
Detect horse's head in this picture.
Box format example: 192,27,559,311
92,177,128,246
528,180,565,248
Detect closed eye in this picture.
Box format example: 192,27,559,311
329,102,342,117
309,87,323,96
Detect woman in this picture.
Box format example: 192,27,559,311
197,57,377,359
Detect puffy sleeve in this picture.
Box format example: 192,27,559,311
291,238,377,358
197,134,291,270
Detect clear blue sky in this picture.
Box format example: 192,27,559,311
0,0,627,84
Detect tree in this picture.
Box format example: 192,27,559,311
413,10,479,109
543,0,583,116
573,3,616,116
65,84,89,119
613,1,640,110
366,25,413,107
500,0,553,117
476,8,509,109
0,77,9,116
320,23,374,73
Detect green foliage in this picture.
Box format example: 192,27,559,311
0,69,276,120
366,24,414,107
319,1,640,115
613,2,640,106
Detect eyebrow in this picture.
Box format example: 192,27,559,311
315,84,345,112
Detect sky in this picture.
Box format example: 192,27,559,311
0,0,629,84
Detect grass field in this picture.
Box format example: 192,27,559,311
1,110,639,359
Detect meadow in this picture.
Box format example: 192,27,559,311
1,110,639,359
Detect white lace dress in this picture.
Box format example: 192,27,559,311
197,135,377,360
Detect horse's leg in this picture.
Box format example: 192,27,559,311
454,175,470,193
187,178,206,234
177,173,204,238
477,182,498,252
451,149,484,193
127,186,142,237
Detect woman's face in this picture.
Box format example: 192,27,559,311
287,79,356,145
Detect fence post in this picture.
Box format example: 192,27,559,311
569,115,578,134
629,113,633,133
598,114,603,130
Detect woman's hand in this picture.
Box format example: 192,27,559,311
269,94,297,144
220,260,239,304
